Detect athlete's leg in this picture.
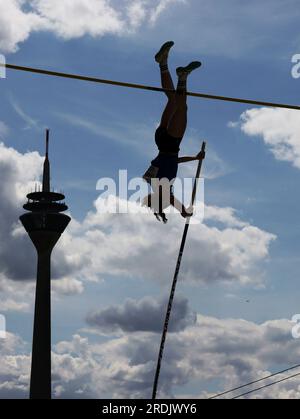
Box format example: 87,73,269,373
155,41,176,129
170,193,185,213
167,62,201,138
159,73,177,129
170,194,193,217
167,93,188,139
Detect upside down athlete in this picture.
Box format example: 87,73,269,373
143,41,205,223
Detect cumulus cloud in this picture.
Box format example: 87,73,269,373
0,332,30,398
0,298,30,312
0,140,86,310
231,108,300,169
0,0,45,53
0,0,185,53
0,141,43,282
51,316,300,399
51,277,84,296
86,294,196,333
63,194,275,287
204,205,248,228
0,137,275,316
2,314,300,399
31,0,125,39
0,0,298,58
0,141,75,284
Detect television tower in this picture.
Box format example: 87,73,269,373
20,129,71,399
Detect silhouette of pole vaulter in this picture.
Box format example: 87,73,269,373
142,41,205,224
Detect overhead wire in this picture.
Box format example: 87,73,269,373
209,362,300,399
232,371,300,399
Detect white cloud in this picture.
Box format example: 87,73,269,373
0,0,298,58
148,0,185,25
0,0,186,53
31,0,124,39
0,137,275,316
0,332,30,398
2,313,300,399
0,141,43,281
124,0,147,30
0,298,30,312
232,108,300,169
52,277,84,296
65,315,300,399
0,140,85,309
62,194,275,286
0,0,45,53
204,205,248,228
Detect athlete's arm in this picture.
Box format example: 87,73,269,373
178,156,197,163
178,151,205,163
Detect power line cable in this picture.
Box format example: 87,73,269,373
232,371,300,399
209,362,300,399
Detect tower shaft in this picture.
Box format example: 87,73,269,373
30,243,52,399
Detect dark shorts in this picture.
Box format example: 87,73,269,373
149,126,180,182
150,153,178,182
155,126,182,154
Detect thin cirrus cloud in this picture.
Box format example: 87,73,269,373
9,95,41,130
57,111,231,179
55,111,155,157
0,121,9,137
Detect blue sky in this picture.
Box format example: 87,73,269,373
1,0,300,399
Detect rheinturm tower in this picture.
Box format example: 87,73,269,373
20,129,71,399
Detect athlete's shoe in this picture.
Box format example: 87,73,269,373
176,61,202,78
155,41,175,64
154,212,168,224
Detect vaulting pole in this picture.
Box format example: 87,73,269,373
152,142,206,400
1,63,300,110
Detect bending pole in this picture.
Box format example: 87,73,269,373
152,142,206,400
1,63,300,110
